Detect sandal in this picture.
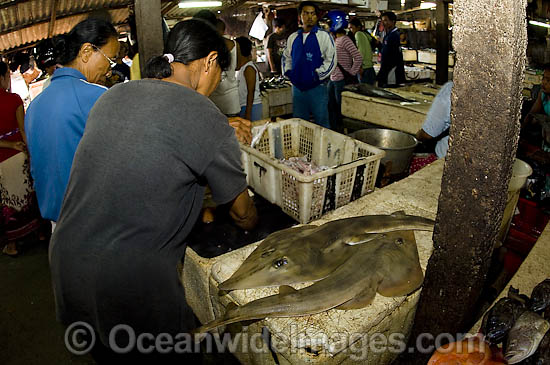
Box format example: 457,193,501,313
2,243,18,258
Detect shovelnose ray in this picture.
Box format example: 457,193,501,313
219,211,434,291
195,230,424,334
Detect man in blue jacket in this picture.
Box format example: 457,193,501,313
282,1,336,128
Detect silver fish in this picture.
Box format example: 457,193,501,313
505,311,550,364
195,230,424,334
219,211,434,291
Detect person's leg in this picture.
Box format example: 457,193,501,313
333,80,346,132
362,67,376,85
292,85,310,121
309,83,330,128
250,103,263,121
327,81,338,130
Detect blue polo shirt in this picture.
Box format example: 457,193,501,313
25,67,107,221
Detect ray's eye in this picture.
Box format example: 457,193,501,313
273,257,288,269
395,238,404,245
261,249,275,258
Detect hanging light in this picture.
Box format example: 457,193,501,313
178,1,222,8
420,2,436,9
529,20,550,29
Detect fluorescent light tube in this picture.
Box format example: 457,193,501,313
529,20,550,28
178,1,222,8
420,2,436,9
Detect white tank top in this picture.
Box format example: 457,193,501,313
237,61,262,107
209,38,240,115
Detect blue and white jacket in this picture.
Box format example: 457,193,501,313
282,25,336,91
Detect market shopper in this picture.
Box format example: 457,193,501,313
236,36,263,121
282,1,336,128
266,18,287,74
327,11,362,132
49,19,257,362
0,61,44,257
193,11,251,142
416,81,453,159
349,17,376,85
24,18,119,222
524,65,550,124
377,11,405,87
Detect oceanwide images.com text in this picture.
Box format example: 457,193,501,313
65,321,480,360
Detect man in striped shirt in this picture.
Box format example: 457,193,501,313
282,1,336,128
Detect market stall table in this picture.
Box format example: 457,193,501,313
182,159,444,364
341,87,434,135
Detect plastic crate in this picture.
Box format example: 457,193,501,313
240,119,385,223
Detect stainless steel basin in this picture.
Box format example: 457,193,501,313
349,128,418,175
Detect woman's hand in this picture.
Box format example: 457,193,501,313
228,117,252,145
0,140,26,151
12,141,26,151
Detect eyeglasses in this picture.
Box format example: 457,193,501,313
92,45,117,68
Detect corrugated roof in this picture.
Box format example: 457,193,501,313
0,0,132,53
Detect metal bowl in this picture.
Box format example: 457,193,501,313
349,128,418,175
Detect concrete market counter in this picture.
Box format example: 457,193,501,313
182,159,444,364
183,156,549,363
341,88,434,135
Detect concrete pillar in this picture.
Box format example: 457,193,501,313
401,0,527,363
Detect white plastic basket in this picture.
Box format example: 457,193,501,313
240,119,385,223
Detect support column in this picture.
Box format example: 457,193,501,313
399,0,527,363
435,0,449,84
134,0,163,77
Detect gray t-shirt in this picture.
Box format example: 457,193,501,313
50,79,247,345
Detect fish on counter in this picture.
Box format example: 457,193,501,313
481,297,527,345
530,279,550,314
195,229,426,334
505,311,550,364
520,329,550,365
220,211,434,291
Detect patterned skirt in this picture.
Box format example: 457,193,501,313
0,152,42,242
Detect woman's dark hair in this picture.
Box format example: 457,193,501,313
298,1,320,15
145,19,230,79
381,11,397,22
236,37,253,58
193,9,217,27
349,17,363,29
0,61,8,77
53,18,117,65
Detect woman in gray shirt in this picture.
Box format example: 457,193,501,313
50,19,257,363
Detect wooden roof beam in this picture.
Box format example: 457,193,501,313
47,0,58,38
161,0,179,15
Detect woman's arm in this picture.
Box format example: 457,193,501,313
15,104,27,145
243,65,256,121
0,140,25,151
524,91,543,125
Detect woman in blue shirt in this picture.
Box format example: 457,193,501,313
25,18,119,223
